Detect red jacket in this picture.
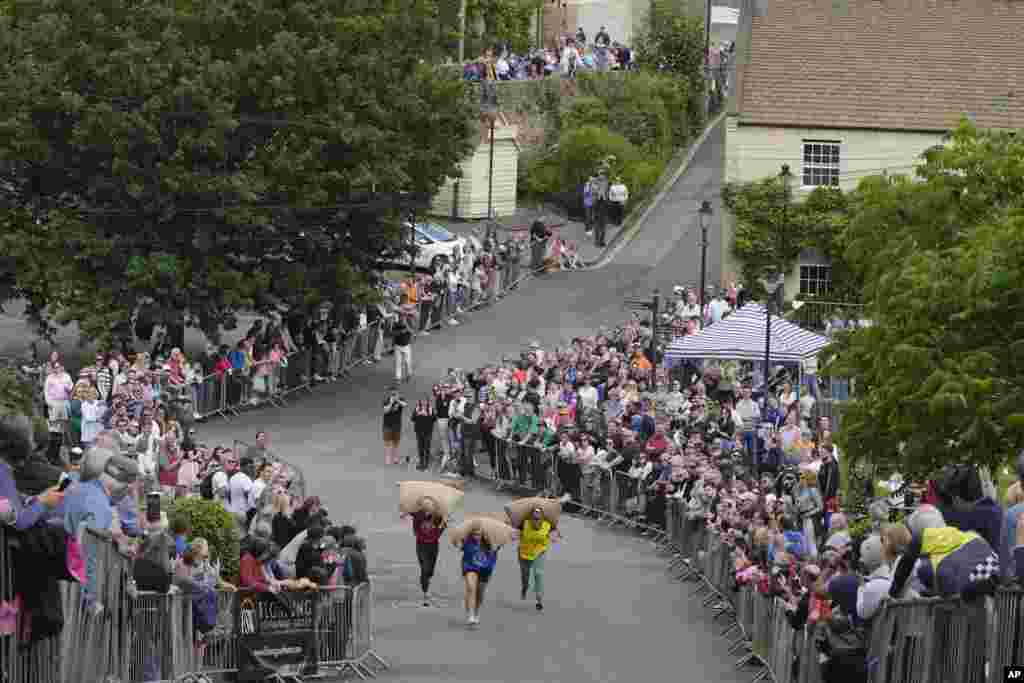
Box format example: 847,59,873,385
214,358,232,378
240,553,271,592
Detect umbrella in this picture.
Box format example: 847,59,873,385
505,497,563,530
397,481,465,519
449,515,516,548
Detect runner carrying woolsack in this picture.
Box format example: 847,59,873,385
518,505,563,612
457,521,498,626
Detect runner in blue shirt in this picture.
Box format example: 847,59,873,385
458,521,498,626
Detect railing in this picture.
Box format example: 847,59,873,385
787,300,867,335
470,432,668,534
0,525,387,683
123,263,538,432
466,435,1016,683
658,500,1007,683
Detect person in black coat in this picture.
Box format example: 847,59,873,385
295,524,328,580
338,535,369,585
270,496,298,549
411,400,437,471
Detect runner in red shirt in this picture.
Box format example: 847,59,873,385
411,498,447,606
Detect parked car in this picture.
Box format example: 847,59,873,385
406,222,469,271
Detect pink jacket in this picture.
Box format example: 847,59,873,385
44,373,72,402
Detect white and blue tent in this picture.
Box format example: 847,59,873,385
663,303,829,366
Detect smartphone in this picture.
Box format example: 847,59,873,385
146,492,162,524
58,474,72,491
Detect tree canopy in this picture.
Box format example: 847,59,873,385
722,173,851,300
632,0,705,131
822,122,1024,477
0,0,475,344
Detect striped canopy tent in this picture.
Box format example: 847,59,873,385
663,303,829,365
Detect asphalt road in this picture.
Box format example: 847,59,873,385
195,121,738,683
2,120,739,682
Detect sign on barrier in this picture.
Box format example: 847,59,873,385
235,592,319,682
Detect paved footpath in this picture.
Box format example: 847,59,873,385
2,120,738,682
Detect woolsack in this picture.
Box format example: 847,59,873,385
397,481,465,519
505,497,562,530
449,516,516,548
469,511,511,524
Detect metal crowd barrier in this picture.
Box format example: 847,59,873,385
475,434,671,537
129,590,196,682
488,437,558,495
187,319,399,425
0,524,387,683
658,498,1011,683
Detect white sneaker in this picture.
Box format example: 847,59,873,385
420,330,431,336
470,614,479,625
449,318,459,326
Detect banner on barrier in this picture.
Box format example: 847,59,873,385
236,592,318,681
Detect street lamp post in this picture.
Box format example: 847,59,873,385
762,164,793,406
650,288,661,361
480,80,499,222
697,200,713,329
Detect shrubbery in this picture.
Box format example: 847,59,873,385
516,0,704,213
519,70,698,211
169,496,241,582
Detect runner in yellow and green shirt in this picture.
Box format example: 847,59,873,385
519,506,562,611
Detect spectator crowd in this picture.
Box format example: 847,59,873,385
0,326,380,678
391,312,1023,683
5,258,1022,683
463,28,634,82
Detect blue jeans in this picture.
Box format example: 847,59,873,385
741,431,759,466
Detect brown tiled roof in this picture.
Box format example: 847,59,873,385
739,0,1024,131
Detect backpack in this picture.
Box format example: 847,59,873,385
199,469,221,500
817,609,866,657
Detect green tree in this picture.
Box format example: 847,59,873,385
0,0,475,345
466,0,541,55
822,122,1024,478
632,0,706,131
0,367,34,417
723,176,851,300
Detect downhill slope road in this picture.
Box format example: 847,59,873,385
192,121,742,683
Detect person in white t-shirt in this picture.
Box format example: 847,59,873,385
495,55,510,81
576,377,599,412
607,178,628,225
226,458,255,522
561,40,578,78
249,461,274,510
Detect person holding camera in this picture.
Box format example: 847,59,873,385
383,385,407,465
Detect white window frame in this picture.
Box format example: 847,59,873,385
799,263,832,297
801,140,841,188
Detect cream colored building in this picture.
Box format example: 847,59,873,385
430,123,520,220
723,0,1023,301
